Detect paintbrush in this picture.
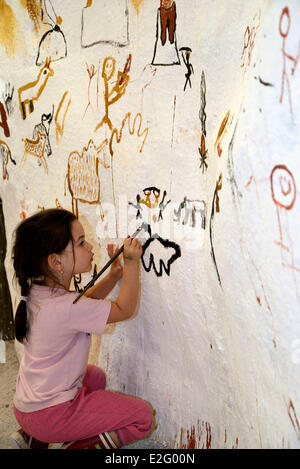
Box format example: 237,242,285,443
73,225,143,304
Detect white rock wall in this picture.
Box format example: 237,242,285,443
1,0,300,449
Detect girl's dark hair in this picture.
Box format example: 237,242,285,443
12,208,77,343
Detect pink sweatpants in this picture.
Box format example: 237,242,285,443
14,365,154,446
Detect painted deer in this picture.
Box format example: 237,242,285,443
65,139,109,218
21,130,48,173
18,57,54,120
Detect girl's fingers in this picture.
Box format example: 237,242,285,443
124,236,132,247
108,243,118,259
124,236,142,251
107,243,121,261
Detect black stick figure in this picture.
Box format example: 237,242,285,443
179,47,194,91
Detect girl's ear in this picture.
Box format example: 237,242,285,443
47,253,62,272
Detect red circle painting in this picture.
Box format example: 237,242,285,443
270,165,296,210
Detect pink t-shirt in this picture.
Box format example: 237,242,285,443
13,284,111,413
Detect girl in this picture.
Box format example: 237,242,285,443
10,208,154,449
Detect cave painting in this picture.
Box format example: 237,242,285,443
21,130,48,174
215,110,230,157
131,0,143,15
0,1,19,57
210,174,223,288
160,0,176,45
83,62,97,120
129,188,180,277
2,82,14,116
109,111,149,157
18,57,54,120
94,56,131,132
0,102,10,138
199,71,208,173
174,197,206,230
271,164,299,300
152,0,180,66
142,233,181,277
81,0,129,49
36,0,67,66
175,421,212,449
129,187,171,225
227,119,243,208
240,9,261,75
279,6,300,118
66,139,110,218
20,0,42,33
1,140,15,180
286,398,300,441
20,107,54,174
179,47,194,91
199,134,208,173
32,107,54,158
55,91,71,145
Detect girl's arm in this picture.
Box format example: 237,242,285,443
107,237,142,323
84,271,119,300
84,244,123,300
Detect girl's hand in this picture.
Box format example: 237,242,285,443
107,244,123,281
123,237,143,264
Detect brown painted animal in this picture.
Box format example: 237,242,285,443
18,57,54,120
65,139,109,217
21,130,48,173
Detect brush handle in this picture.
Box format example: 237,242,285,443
73,227,141,304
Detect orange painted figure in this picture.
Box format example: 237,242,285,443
94,56,130,132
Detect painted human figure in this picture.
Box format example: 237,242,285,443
180,47,194,90
94,56,130,132
129,187,170,224
160,0,176,45
279,6,300,117
271,164,299,300
240,10,260,74
140,187,161,209
83,63,97,119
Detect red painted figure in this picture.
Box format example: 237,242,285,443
279,6,300,117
